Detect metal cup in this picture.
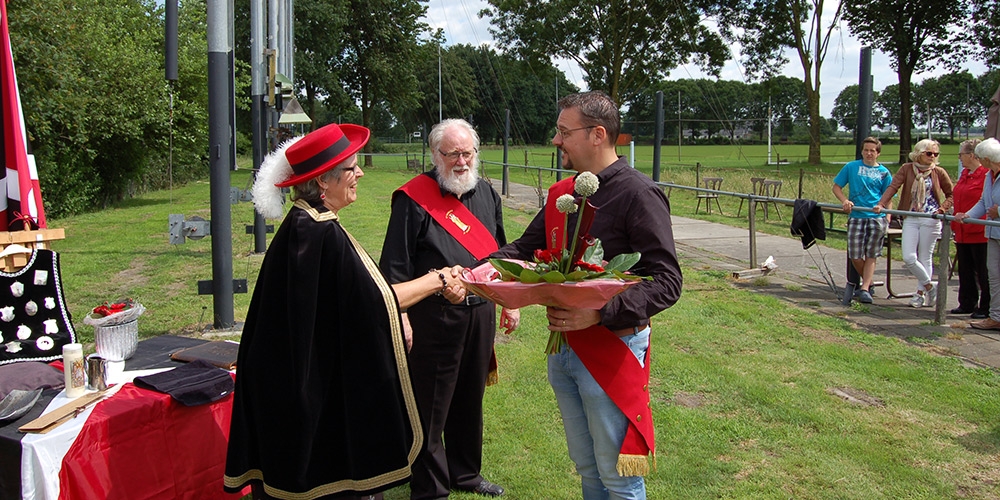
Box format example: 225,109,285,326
86,355,108,391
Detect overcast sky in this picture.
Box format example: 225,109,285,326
423,0,989,117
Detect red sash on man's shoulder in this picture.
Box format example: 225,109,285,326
544,178,576,250
565,325,654,476
398,174,503,386
545,179,655,475
398,174,499,259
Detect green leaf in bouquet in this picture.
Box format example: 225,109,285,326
541,271,567,283
612,270,645,281
582,240,604,265
490,258,525,281
565,270,590,281
519,268,542,283
606,252,641,272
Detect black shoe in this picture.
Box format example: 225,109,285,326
950,307,973,315
972,311,990,319
462,479,505,497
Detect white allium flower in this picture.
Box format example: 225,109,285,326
556,194,578,213
575,171,599,197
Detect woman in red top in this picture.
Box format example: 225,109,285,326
951,139,990,318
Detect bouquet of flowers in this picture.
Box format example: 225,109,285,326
462,172,647,353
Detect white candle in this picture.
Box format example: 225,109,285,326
62,343,86,398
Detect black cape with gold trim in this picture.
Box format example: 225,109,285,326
225,200,423,499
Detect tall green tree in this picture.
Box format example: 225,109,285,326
842,0,972,162
450,44,575,145
912,71,980,140
625,79,713,141
627,77,807,144
483,0,728,107
832,84,860,135
293,0,350,129
969,0,1000,67
712,0,845,164
10,0,208,217
401,39,480,138
760,76,809,140
874,84,904,133
337,0,428,164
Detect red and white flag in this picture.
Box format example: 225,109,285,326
0,0,45,230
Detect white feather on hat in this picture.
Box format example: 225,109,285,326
253,136,304,219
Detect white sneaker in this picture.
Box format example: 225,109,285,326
924,282,938,307
910,292,924,308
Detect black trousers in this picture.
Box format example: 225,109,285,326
956,242,991,314
406,299,495,500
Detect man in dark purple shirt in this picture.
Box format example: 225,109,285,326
491,91,682,500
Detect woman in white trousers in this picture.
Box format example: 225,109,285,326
874,139,954,307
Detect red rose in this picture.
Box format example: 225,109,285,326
534,248,559,264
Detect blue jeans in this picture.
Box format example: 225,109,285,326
547,327,651,500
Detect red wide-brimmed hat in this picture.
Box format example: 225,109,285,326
274,123,370,188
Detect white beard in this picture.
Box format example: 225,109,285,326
437,162,479,196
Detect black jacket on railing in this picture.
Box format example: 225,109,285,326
791,199,826,250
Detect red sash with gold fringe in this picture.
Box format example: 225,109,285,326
545,179,655,475
565,325,654,476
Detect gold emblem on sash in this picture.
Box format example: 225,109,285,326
446,210,471,234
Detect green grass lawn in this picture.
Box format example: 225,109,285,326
44,149,1000,499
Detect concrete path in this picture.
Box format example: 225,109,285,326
492,178,1000,371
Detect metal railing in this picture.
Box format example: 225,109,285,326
659,181,1000,324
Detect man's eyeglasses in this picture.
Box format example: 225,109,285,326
555,126,596,138
439,149,477,161
923,151,940,158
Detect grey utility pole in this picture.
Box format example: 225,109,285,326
250,0,268,252
206,0,236,328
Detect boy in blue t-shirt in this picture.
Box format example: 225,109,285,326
832,137,893,303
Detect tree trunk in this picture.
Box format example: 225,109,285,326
805,82,822,164
898,68,914,164
808,91,822,164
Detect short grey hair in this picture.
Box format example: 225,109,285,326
909,138,940,163
960,138,981,156
290,162,346,203
975,138,1000,163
